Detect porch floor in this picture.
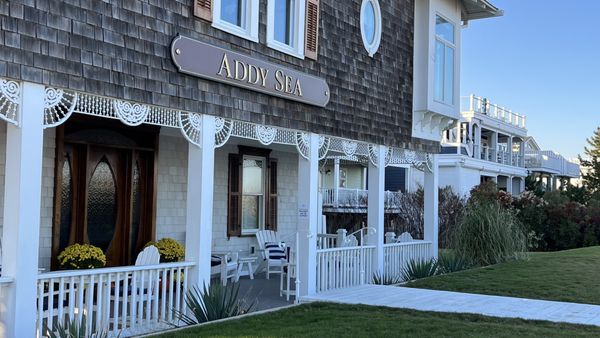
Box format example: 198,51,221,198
238,272,295,312
303,285,600,327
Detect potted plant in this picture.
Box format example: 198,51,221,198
145,238,184,263
57,244,106,270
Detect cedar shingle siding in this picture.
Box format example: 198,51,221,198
0,0,437,152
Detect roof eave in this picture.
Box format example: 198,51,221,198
460,0,504,22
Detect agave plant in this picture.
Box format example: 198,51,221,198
401,258,438,281
372,271,402,285
437,251,471,274
44,315,111,338
177,282,255,325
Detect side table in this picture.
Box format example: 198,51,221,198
237,256,258,280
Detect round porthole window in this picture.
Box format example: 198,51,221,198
360,0,382,57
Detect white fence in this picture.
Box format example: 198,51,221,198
321,188,403,209
462,95,526,129
36,262,194,337
383,241,432,281
316,246,375,293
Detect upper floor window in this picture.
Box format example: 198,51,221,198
360,0,382,57
434,15,455,105
267,0,306,58
213,0,259,42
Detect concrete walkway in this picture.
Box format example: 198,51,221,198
303,285,600,327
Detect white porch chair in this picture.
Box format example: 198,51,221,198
135,245,161,266
279,251,297,302
211,252,239,285
255,230,287,279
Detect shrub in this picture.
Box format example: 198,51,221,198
437,251,470,274
469,181,499,205
372,271,402,285
177,282,254,325
543,202,586,250
450,201,527,266
45,315,111,338
146,238,184,263
401,258,438,281
512,191,547,250
58,244,106,270
438,187,467,249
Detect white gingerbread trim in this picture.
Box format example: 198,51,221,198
215,117,233,148
0,79,20,126
114,100,149,126
43,87,78,129
178,111,203,147
256,124,277,145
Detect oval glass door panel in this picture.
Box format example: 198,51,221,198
87,159,117,252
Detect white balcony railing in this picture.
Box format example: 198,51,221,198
462,95,527,129
383,241,432,281
321,188,403,209
471,145,524,167
36,262,194,337
525,150,579,177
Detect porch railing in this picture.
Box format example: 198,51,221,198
383,241,432,281
316,246,375,293
36,261,195,338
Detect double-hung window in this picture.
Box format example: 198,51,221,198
213,0,259,42
241,156,265,234
267,0,306,58
434,15,456,105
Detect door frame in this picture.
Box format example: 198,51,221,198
51,116,160,269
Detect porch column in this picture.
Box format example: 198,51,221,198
1,82,45,337
424,154,439,259
507,175,513,195
297,133,320,297
367,145,386,276
185,115,216,288
507,136,513,165
333,158,340,207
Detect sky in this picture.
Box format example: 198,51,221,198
460,0,600,159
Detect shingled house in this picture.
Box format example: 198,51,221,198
0,0,500,336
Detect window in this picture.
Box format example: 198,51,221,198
267,0,306,58
213,0,259,42
241,156,265,234
434,15,455,105
360,0,382,57
227,148,278,237
339,169,347,188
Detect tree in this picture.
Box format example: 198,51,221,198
579,126,600,195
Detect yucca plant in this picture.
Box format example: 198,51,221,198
372,271,402,285
44,315,111,338
401,258,438,281
437,251,471,274
176,282,254,325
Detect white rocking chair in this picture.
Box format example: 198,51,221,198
211,252,239,285
256,230,287,279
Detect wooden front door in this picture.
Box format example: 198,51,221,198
53,117,158,269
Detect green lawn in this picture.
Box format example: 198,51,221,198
157,302,600,337
408,246,600,305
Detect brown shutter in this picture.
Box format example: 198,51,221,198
304,0,320,60
227,154,242,237
194,0,213,22
266,159,278,231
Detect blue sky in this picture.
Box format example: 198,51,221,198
460,0,600,159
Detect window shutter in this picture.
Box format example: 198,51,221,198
304,0,320,60
227,154,242,237
194,0,213,22
266,159,278,231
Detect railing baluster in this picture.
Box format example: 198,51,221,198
37,280,44,338
48,278,55,332
113,272,120,332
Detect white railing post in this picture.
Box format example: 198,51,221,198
367,145,385,277
333,158,340,207
2,82,45,337
424,155,439,260
185,115,215,289
336,229,347,248
297,133,320,297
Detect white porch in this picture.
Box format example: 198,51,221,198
0,80,440,337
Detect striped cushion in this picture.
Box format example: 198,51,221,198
211,255,231,267
265,242,286,260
